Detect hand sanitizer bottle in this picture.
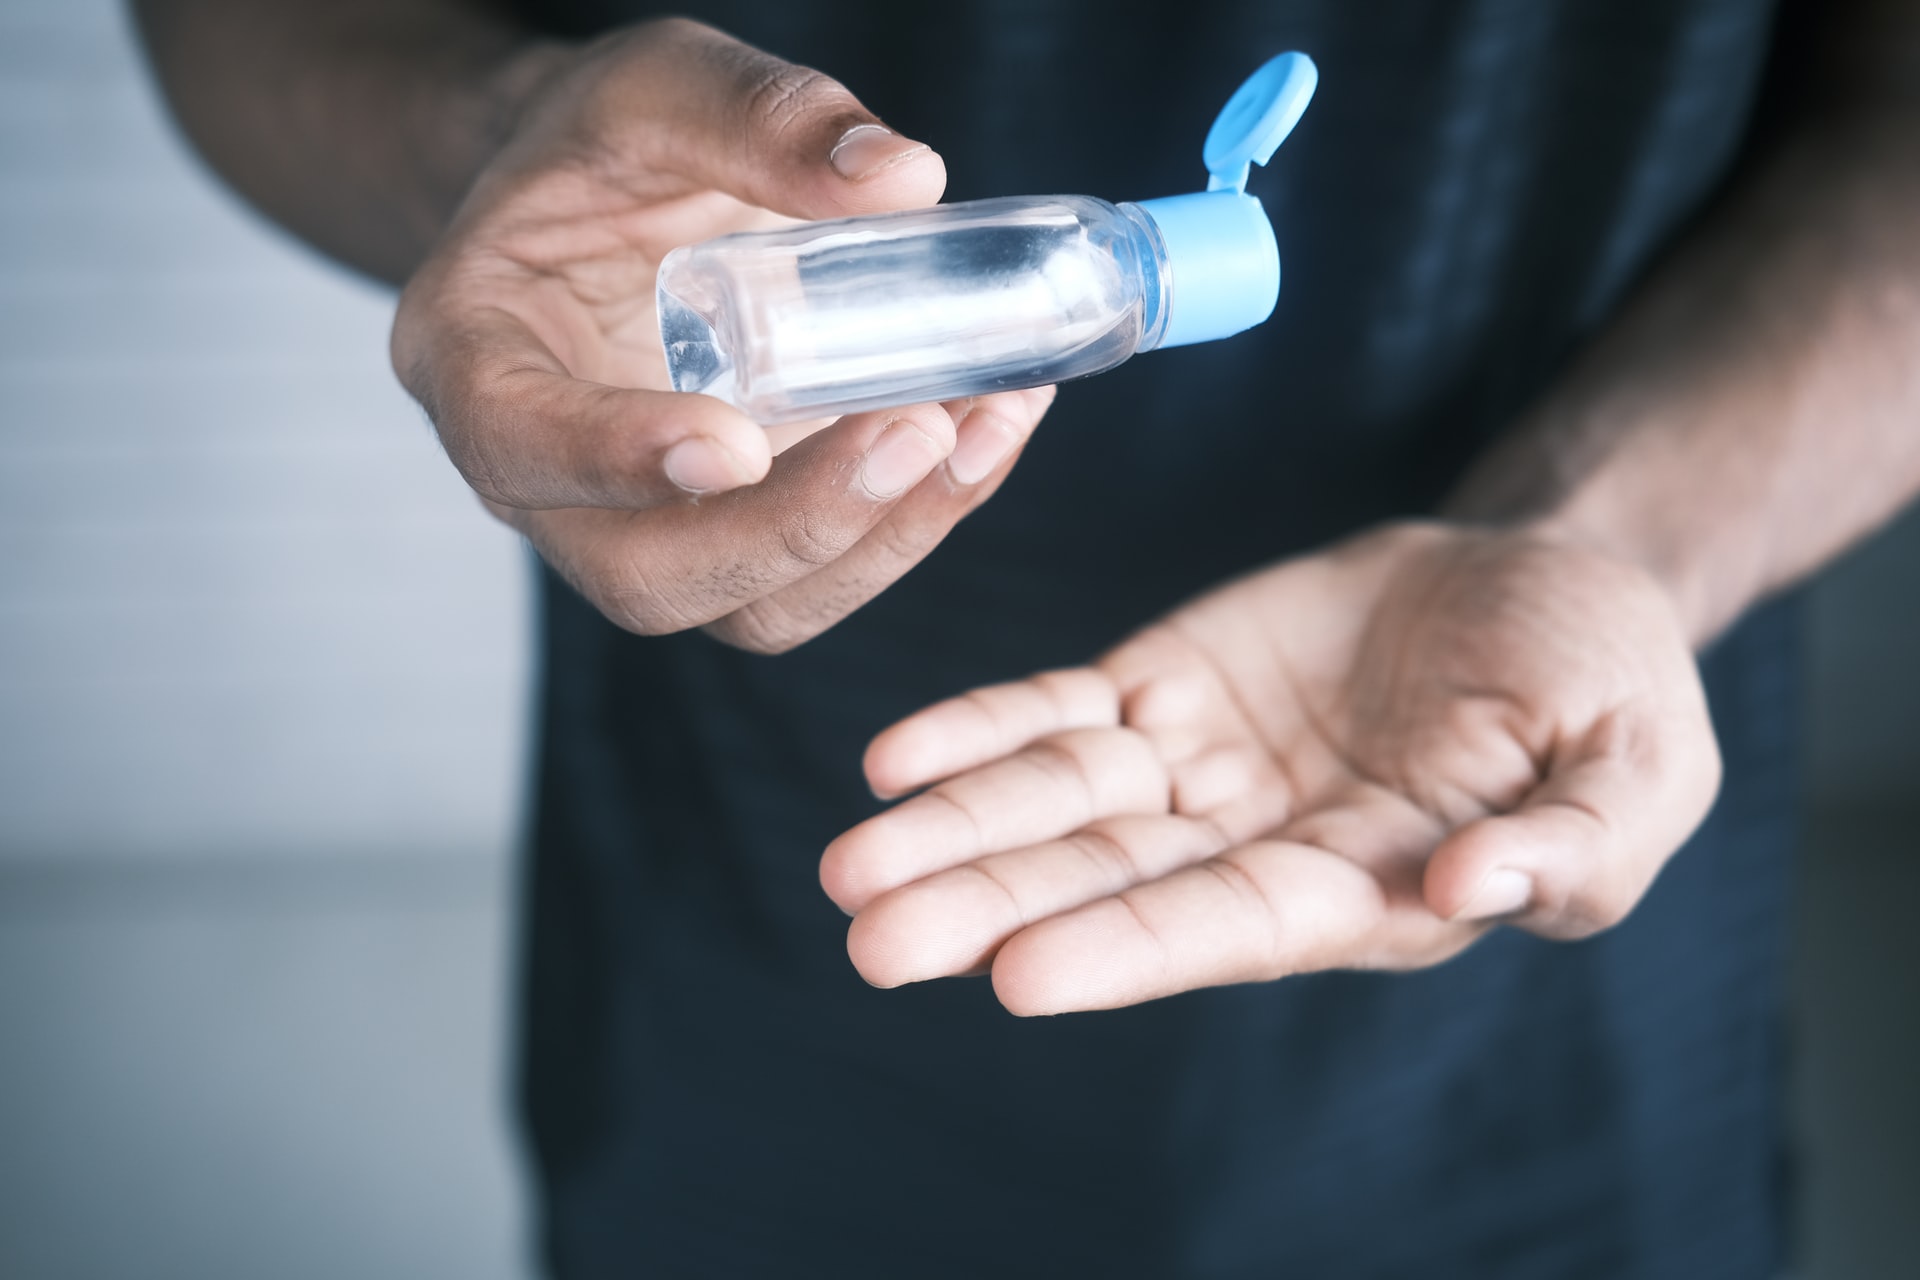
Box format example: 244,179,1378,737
657,52,1317,425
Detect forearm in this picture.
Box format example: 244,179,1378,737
132,0,571,284
1449,77,1920,646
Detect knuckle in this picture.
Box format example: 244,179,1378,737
1102,727,1174,802
599,589,675,637
388,301,434,395
1551,904,1626,940
1025,727,1169,813
705,604,812,655
595,410,687,500
431,356,546,506
1369,926,1479,973
959,860,1026,921
1112,723,1167,771
636,14,707,46
1207,853,1283,919
1065,824,1142,886
590,562,691,637
867,513,941,567
739,60,847,140
1534,875,1634,940
956,687,1010,738
1689,732,1725,809
1201,852,1307,979
437,422,518,506
1022,735,1095,789
775,504,854,569
454,448,522,509
1033,668,1111,721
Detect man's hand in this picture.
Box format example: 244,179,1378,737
390,18,1051,651
821,524,1720,1015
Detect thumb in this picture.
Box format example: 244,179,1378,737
628,19,947,220
1421,708,1722,940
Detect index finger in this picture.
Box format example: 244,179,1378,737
822,726,1170,914
862,668,1122,799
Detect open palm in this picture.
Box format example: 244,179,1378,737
822,523,1720,1015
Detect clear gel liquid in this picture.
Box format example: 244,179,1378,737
658,195,1169,425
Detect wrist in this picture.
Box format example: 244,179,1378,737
474,38,579,162
1442,400,1750,650
392,35,579,254
1503,497,1734,651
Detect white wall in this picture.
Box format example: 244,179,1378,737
0,0,530,862
0,3,531,1277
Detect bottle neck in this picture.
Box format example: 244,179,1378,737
1124,192,1282,349
1116,201,1173,354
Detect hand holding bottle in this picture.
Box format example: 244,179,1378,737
390,18,1053,651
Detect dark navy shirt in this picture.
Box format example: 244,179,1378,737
511,2,1799,1275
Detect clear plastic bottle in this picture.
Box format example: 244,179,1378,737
659,195,1176,424
657,53,1318,425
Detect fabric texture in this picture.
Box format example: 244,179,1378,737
510,1,1797,1275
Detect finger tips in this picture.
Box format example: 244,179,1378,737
1430,710,1720,935
1422,818,1521,921
595,401,766,504
945,405,1027,487
844,904,918,989
941,389,1051,489
862,721,941,798
990,903,1149,1016
990,886,1198,1013
846,879,1002,989
1427,804,1623,936
855,407,956,500
819,798,968,913
456,375,775,509
862,697,1016,799
825,127,947,210
865,667,1124,799
973,385,1054,430
1011,383,1059,424
774,110,946,219
818,822,887,915
659,433,765,496
651,394,770,483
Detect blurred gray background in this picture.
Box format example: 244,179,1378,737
0,3,1913,1277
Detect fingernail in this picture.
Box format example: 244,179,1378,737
663,438,745,494
946,409,1021,485
830,124,928,181
860,419,944,498
1459,868,1534,921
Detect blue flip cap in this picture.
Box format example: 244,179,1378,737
1135,51,1317,349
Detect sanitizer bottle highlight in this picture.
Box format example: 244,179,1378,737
658,53,1317,425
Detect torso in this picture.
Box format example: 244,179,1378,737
512,3,1797,1275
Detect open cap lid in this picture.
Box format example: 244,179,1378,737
1134,51,1317,349
1203,51,1318,196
